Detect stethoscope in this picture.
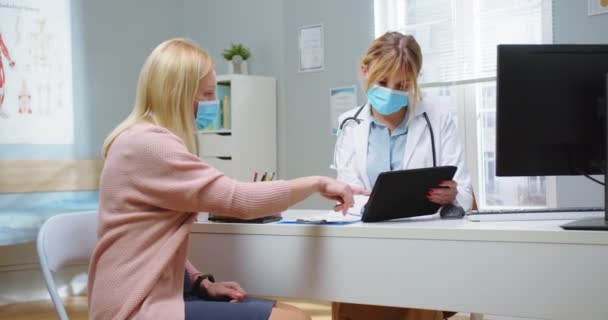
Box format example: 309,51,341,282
334,103,437,169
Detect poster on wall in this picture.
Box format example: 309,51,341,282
589,0,608,16
330,86,357,135
0,0,73,144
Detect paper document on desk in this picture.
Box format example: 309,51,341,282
344,194,368,216
281,195,368,224
323,194,368,218
292,212,361,224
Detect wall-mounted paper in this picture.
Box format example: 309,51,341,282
330,86,357,135
298,24,324,73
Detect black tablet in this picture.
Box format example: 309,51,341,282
361,166,457,222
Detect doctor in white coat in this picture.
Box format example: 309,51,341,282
333,32,473,213
331,31,474,320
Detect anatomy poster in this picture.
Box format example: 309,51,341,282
0,0,73,144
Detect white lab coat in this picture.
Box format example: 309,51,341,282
333,101,473,210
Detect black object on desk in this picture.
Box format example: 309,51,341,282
208,214,282,224
439,204,466,219
361,166,457,222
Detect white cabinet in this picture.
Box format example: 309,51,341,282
198,133,232,157
197,75,276,182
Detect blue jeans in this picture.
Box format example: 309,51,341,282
183,271,275,320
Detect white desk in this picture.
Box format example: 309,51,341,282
189,210,608,320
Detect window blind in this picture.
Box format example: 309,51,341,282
374,0,552,86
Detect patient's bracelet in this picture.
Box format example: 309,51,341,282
192,274,215,300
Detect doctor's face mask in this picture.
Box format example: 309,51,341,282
367,85,409,115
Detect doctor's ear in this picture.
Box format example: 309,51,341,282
360,64,369,79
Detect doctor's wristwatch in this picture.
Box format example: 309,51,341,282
192,273,215,300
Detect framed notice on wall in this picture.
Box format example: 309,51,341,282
298,24,324,73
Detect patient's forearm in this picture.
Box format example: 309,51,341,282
286,176,322,206
185,259,202,283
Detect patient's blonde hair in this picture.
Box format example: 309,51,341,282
361,32,422,121
102,38,214,157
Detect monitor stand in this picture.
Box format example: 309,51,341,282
561,73,608,230
561,217,608,230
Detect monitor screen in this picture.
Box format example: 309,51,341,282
496,44,608,176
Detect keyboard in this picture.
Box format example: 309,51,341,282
467,207,605,222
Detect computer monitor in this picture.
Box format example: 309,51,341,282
496,44,608,230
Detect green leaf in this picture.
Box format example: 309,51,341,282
222,43,252,60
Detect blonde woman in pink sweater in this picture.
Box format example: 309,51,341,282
87,38,367,320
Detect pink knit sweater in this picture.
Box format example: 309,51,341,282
88,123,290,320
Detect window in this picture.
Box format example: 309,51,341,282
375,0,555,209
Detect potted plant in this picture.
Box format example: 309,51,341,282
222,43,251,74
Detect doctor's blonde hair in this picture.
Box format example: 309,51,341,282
101,38,213,157
361,32,422,121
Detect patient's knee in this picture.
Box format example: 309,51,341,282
269,304,311,320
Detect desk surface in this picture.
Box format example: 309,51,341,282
193,209,608,245
190,209,608,319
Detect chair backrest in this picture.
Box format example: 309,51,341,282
38,211,98,271
37,211,98,320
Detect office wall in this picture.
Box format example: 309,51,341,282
183,0,284,78
183,0,286,187
71,0,185,158
553,0,608,207
280,0,374,208
553,0,608,44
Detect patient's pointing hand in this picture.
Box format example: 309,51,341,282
318,177,370,215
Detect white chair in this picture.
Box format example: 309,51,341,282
36,211,98,320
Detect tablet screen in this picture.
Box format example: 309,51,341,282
362,166,457,222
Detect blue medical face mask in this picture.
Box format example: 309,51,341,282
366,85,409,115
195,100,220,130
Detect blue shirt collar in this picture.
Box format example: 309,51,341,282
370,108,409,137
